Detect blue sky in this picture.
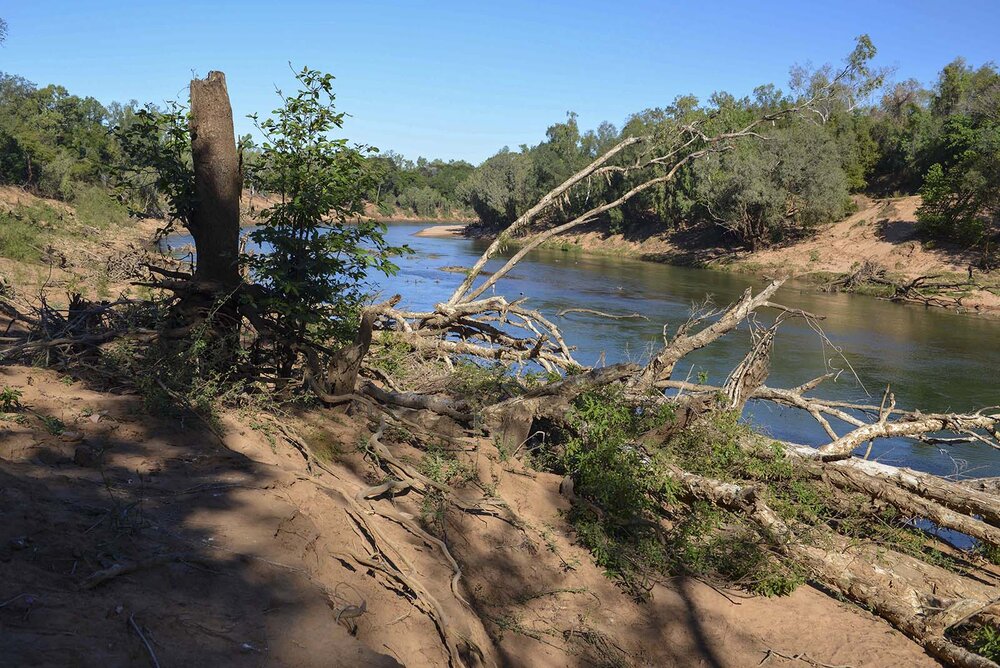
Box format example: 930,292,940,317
1,1,997,163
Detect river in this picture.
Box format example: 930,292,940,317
165,222,1000,478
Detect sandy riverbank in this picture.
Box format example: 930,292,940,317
414,223,467,238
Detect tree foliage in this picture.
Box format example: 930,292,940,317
455,39,880,248
245,67,409,358
693,120,851,248
368,151,474,217
452,45,997,252
111,68,411,377
914,60,1000,246
0,73,121,199
114,102,195,225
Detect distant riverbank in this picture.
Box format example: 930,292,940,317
444,195,1000,318
414,224,466,238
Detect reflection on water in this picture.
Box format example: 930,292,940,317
164,222,1000,477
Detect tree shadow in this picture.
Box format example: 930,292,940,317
0,364,401,667
875,216,985,270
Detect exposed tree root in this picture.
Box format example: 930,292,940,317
825,261,986,310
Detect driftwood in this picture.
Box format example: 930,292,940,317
661,377,1000,462
673,469,1000,668
825,261,985,310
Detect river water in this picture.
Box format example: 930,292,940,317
165,222,1000,478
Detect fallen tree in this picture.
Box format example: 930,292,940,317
824,260,987,310
343,264,1000,666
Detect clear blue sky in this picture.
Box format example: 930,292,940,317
1,1,997,164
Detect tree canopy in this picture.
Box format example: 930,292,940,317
0,43,996,254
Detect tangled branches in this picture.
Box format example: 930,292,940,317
825,260,987,310
0,293,165,367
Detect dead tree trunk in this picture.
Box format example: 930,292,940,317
188,71,242,291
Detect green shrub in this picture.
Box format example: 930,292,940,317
4,203,61,253
71,186,128,229
0,386,23,412
667,502,804,596
976,625,1000,662
448,361,512,408
418,443,477,535
557,386,676,595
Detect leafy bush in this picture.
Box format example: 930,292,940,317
0,208,45,261
246,67,410,364
564,386,675,518
458,149,535,229
70,185,128,229
917,134,1000,244
396,185,445,217
692,120,852,248
0,386,23,412
557,386,676,594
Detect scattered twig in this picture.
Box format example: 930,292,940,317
129,612,162,668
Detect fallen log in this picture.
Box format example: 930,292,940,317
360,381,475,424
672,469,1000,668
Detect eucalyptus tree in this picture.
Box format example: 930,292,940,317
449,36,882,304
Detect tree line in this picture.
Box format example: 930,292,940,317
456,57,998,255
0,54,996,253
0,70,473,220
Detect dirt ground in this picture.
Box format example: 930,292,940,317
0,364,943,667
745,196,1000,312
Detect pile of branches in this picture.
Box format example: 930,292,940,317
0,292,164,368
357,276,1000,667
825,260,984,309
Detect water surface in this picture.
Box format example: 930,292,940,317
165,222,1000,477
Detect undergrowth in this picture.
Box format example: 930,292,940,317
0,386,23,412
447,361,517,408
546,386,967,600
418,442,477,536
975,624,1000,662
950,622,1000,663
367,332,415,380
0,204,60,262
98,308,279,429
0,192,127,263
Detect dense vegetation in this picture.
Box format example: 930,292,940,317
0,72,136,209
0,71,471,223
0,45,996,256
368,152,475,218
457,58,999,254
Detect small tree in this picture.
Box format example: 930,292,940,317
246,67,408,374
115,67,408,389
